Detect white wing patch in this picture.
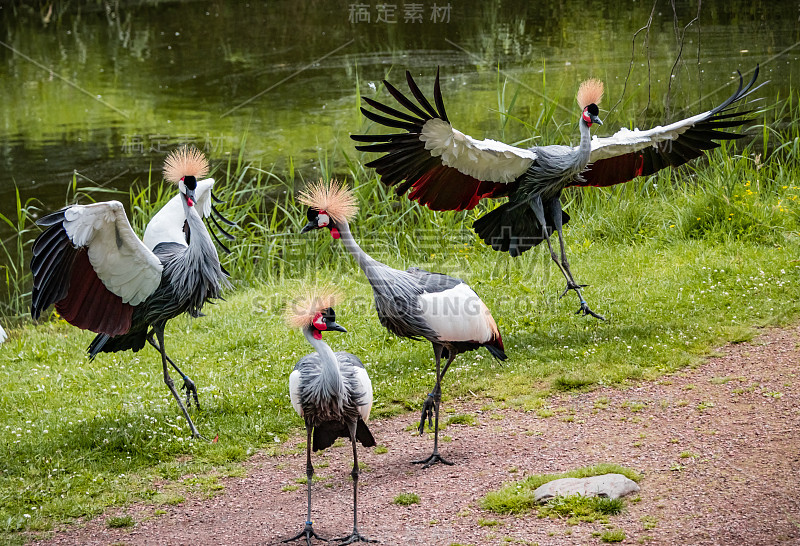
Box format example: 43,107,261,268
143,178,215,250
589,111,710,163
289,369,303,417
62,201,163,306
351,366,373,422
417,282,498,343
420,118,535,183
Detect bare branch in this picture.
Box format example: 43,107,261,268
608,0,658,120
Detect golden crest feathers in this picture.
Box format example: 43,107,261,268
297,180,358,223
576,78,604,109
163,145,210,184
285,287,340,329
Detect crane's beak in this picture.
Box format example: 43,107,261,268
300,220,317,234
591,114,603,126
185,188,197,207
326,321,347,333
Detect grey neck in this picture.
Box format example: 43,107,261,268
303,327,339,367
177,195,228,304
182,197,217,257
302,327,345,403
335,220,382,273
576,118,593,166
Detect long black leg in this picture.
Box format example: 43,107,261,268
334,422,376,544
147,332,200,408
416,344,443,435
154,327,203,438
284,425,327,545
547,197,605,320
413,346,456,468
529,196,604,320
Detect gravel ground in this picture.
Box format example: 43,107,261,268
35,324,800,546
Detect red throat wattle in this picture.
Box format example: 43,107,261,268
312,330,322,340
330,227,340,239
187,197,194,207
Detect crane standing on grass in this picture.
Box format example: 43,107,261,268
352,67,763,319
30,146,232,438
284,289,376,545
299,180,506,468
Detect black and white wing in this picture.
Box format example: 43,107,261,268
31,201,163,335
573,67,764,188
352,69,534,211
288,360,306,417
336,352,374,422
406,267,503,349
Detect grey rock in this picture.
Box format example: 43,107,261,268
533,474,640,503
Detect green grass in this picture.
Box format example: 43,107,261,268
0,86,799,542
600,528,627,543
481,464,641,515
538,494,625,524
446,414,479,426
640,515,658,530
105,514,135,528
393,493,421,506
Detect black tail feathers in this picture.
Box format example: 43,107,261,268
473,202,569,257
355,419,376,448
485,343,508,362
88,329,147,360
312,418,375,452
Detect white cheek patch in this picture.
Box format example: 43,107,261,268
312,313,326,330
318,213,330,227
178,180,187,195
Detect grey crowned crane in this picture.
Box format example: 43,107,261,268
352,67,764,319
299,181,506,468
30,146,233,438
284,289,376,545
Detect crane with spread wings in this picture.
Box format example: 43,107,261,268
30,146,233,437
352,67,763,319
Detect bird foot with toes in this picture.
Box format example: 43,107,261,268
283,522,328,545
412,451,453,469
559,282,605,320
181,378,201,409
334,530,377,544
576,301,605,321
559,282,589,300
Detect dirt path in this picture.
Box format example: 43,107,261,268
37,325,800,546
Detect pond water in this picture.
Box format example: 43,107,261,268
0,0,798,257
